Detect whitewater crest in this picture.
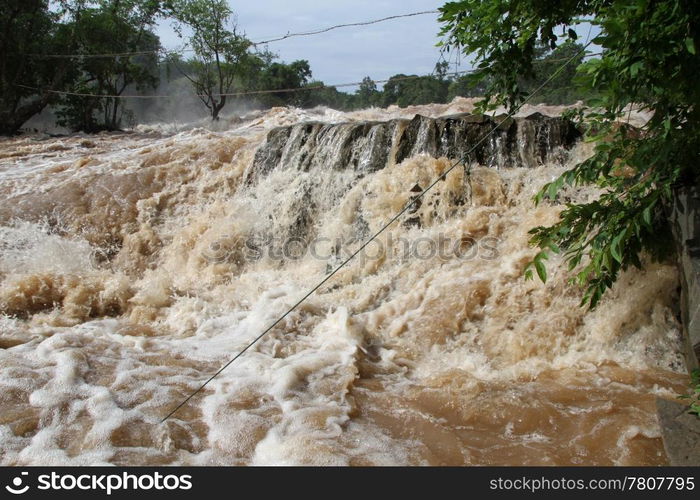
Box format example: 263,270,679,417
0,102,687,465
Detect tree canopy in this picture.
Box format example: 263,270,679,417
57,0,162,131
0,0,70,134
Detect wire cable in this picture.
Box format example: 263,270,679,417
160,39,593,423
24,10,439,59
15,49,599,99
252,10,438,44
15,70,474,99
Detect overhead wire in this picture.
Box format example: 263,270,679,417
23,10,439,59
15,70,475,99
15,49,600,100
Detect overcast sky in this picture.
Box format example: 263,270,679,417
156,1,450,89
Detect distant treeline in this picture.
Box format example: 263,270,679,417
1,0,593,135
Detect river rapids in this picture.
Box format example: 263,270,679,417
0,99,687,465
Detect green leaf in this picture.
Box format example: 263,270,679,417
547,242,561,253
534,257,548,283
642,204,653,226
686,38,696,55
629,61,642,77
610,231,625,263
535,260,547,283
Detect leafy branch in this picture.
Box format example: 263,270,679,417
440,0,700,308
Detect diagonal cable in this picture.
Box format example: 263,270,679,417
161,40,593,422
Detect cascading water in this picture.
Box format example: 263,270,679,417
0,100,688,465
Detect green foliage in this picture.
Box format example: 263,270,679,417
679,369,700,417
445,42,592,104
296,81,351,109
0,0,162,134
355,76,381,109
383,73,449,108
447,71,490,100
438,0,582,110
524,41,592,105
0,0,72,134
253,60,313,107
440,0,700,307
57,1,161,132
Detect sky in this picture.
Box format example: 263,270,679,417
156,1,450,89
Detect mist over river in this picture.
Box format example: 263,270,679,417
0,99,687,465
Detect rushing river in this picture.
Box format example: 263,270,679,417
0,100,688,465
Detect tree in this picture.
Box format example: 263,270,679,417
171,0,252,120
254,59,312,107
439,0,700,307
356,76,380,108
297,81,350,109
383,74,449,108
0,1,73,135
57,0,161,132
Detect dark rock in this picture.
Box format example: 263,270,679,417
670,185,700,368
656,398,700,465
247,126,292,182
249,113,582,182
